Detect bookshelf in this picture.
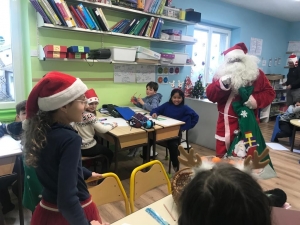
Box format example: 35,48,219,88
67,0,197,25
37,14,197,45
260,74,286,122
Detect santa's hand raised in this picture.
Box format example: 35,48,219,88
221,75,231,87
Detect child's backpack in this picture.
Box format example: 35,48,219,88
128,113,155,129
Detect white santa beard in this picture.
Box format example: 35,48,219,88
215,55,260,93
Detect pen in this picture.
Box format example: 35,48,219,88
99,118,107,121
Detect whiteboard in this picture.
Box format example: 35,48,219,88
113,64,136,83
135,65,155,83
287,41,300,52
113,64,155,83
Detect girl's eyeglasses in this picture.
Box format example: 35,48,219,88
75,99,88,105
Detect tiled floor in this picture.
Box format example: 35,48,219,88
3,193,31,225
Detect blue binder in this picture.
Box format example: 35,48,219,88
115,107,135,121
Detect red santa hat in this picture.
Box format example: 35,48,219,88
26,71,87,119
85,89,99,104
288,53,298,65
223,42,248,60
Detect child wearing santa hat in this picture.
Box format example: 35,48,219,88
72,89,116,172
22,72,106,225
283,53,300,105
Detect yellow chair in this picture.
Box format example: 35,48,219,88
129,160,171,212
85,173,131,215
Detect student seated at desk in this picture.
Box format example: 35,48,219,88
275,99,300,142
131,81,162,111
23,72,107,225
0,100,26,214
178,163,272,225
150,88,199,172
73,89,117,173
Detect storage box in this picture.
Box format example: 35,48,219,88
161,29,182,35
181,35,197,42
173,52,188,64
160,52,175,64
67,46,90,53
162,6,180,19
67,52,88,59
133,46,161,60
136,52,158,60
44,45,67,59
169,34,181,41
109,47,136,62
185,9,201,23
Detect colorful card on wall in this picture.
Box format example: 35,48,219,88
157,76,169,84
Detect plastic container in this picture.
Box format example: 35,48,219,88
109,47,136,62
173,52,188,64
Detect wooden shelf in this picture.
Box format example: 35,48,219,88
69,0,196,25
286,52,300,54
38,45,194,66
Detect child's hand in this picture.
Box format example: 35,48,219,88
112,122,118,128
137,98,144,105
152,113,158,119
91,172,102,178
130,96,137,104
90,221,100,225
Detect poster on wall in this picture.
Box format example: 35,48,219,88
249,37,263,56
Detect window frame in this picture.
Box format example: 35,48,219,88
193,24,231,84
0,0,25,109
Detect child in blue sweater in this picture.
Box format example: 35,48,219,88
131,81,162,111
150,89,199,171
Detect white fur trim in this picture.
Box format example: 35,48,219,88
288,57,298,64
38,78,87,111
215,134,225,141
22,119,29,131
225,49,245,60
224,92,235,150
87,97,99,104
219,79,231,91
249,95,257,109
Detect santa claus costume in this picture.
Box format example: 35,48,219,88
206,43,275,157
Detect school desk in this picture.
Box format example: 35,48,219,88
112,195,178,225
0,135,24,225
96,112,184,172
112,194,300,225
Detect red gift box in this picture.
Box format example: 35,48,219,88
44,45,67,59
67,52,88,59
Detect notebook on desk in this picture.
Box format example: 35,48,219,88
115,107,136,121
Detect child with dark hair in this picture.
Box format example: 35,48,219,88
0,100,26,140
275,99,300,142
23,71,105,225
131,81,162,111
178,163,272,225
150,89,199,171
0,100,26,214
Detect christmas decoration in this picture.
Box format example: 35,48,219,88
226,86,276,179
192,75,204,98
184,76,193,97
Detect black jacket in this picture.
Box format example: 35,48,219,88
285,67,300,89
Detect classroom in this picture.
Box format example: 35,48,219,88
0,0,300,224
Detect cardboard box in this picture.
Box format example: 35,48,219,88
44,45,67,59
67,52,88,59
133,46,161,60
67,46,90,53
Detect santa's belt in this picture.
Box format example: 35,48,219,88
219,111,237,119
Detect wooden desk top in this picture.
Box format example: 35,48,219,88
112,195,178,225
290,119,300,127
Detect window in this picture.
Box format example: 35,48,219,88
0,0,24,109
192,25,231,85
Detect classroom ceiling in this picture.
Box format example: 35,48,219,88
222,0,300,22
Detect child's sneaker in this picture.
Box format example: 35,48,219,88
127,148,142,157
140,147,158,159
